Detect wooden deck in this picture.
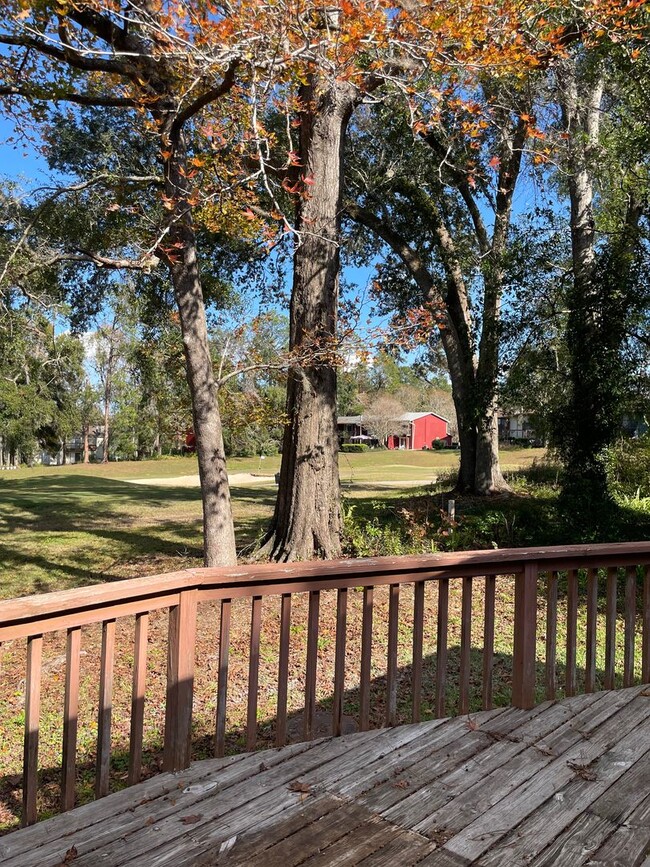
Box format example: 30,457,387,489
2,685,650,867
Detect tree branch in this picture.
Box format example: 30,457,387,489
173,61,239,132
0,84,137,109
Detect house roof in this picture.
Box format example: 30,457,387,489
337,411,449,425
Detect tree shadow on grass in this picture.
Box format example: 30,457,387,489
0,644,620,833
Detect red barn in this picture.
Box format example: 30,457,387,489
338,411,451,450
386,412,450,450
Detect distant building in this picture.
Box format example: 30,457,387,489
337,412,451,450
497,411,537,444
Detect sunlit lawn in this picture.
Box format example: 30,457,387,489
0,449,546,599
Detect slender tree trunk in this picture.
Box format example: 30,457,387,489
83,425,90,464
61,440,67,465
262,79,357,561
164,129,237,567
102,382,110,463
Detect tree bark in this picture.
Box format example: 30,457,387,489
163,128,237,567
262,79,357,561
83,425,90,463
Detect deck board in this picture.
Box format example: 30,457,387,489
2,685,649,867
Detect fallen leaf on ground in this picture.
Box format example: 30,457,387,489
288,780,312,793
179,814,203,824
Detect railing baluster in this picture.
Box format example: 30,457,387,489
435,578,449,718
247,596,262,751
386,584,400,727
332,588,347,737
95,619,116,799
565,569,578,697
459,576,472,715
360,586,373,731
545,571,558,701
22,634,42,827
513,561,538,709
276,593,292,747
61,626,81,811
585,569,598,693
303,590,320,741
163,588,197,772
624,566,636,687
215,598,231,758
605,567,617,690
483,575,495,711
128,612,148,786
641,566,650,683
412,580,425,723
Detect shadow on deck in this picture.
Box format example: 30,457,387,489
2,685,649,867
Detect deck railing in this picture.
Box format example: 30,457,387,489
1,542,649,827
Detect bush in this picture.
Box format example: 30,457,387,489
341,442,369,453
431,438,446,450
605,436,650,499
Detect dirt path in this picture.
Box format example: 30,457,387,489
127,473,437,489
126,472,275,487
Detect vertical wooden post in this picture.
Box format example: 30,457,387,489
62,626,81,810
128,612,148,787
512,561,538,709
95,619,116,799
22,634,42,827
332,588,347,737
163,589,198,772
642,566,650,685
215,599,231,758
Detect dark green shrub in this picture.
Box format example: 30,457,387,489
431,438,446,450
341,442,369,453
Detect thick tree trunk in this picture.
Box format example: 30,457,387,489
165,130,237,567
262,79,357,561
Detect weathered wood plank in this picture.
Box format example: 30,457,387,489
354,828,436,866
2,740,318,867
587,792,650,867
478,721,650,866
197,793,343,866
443,689,650,862
296,814,402,866
525,812,616,867
234,799,373,867
385,694,605,832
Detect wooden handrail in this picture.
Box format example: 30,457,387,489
2,542,649,639
2,541,649,829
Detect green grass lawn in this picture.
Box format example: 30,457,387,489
0,449,546,599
